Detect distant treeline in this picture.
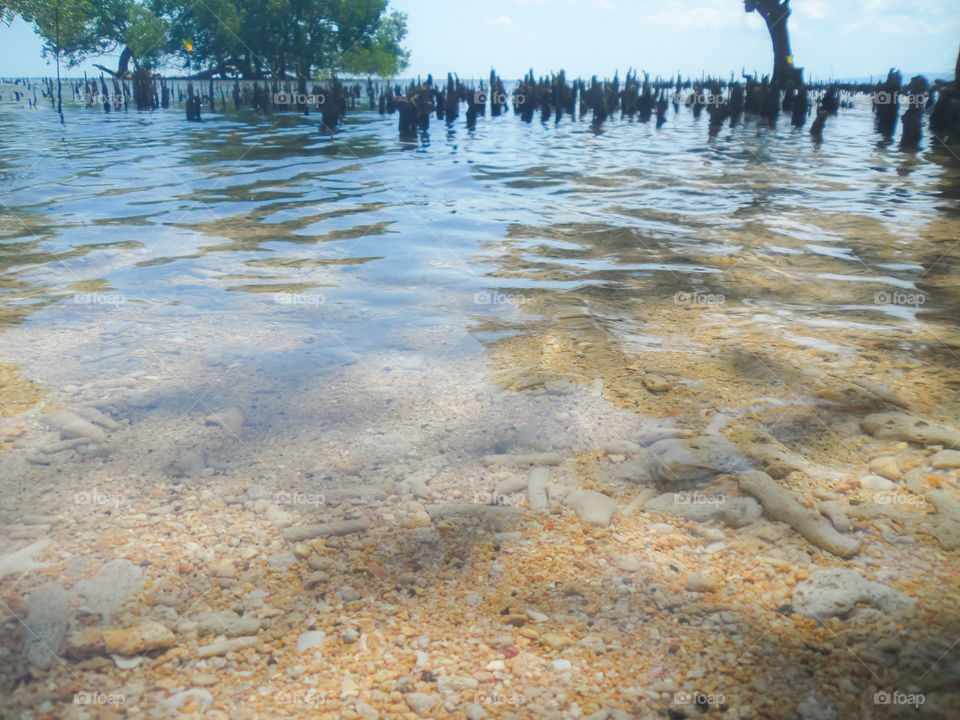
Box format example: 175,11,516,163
2,1,409,79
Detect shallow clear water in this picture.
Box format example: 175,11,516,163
1,88,960,440
3,85,960,720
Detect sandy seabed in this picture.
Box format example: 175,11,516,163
1,293,960,720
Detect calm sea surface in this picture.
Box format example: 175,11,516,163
1,87,959,440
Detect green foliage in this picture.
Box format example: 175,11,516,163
13,0,94,65
10,0,409,78
158,0,243,73
122,5,166,68
159,0,409,78
340,9,410,76
8,0,168,71
87,2,167,58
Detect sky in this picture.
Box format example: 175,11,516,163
0,0,957,82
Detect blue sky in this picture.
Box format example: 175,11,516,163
1,0,957,82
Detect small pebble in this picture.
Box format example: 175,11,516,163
404,692,437,715
295,631,326,652
642,374,672,392
686,572,718,593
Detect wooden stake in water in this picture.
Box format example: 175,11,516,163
54,2,63,124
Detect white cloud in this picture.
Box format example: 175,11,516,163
635,0,750,32
486,16,514,27
840,13,952,37
514,0,614,11
794,1,828,21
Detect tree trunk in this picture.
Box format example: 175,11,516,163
117,46,133,77
56,55,63,123
931,33,960,139
296,66,308,114
747,0,798,88
955,31,959,89
55,3,63,124
132,65,155,110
